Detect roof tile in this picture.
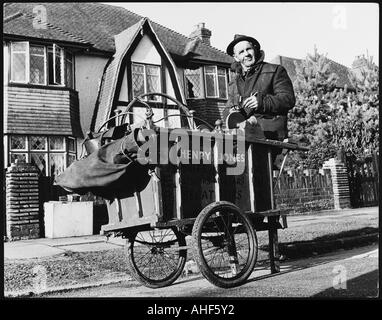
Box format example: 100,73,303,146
4,2,233,64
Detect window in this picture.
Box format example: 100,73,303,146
8,135,77,177
65,52,74,88
11,42,28,82
29,45,46,84
184,68,203,98
132,63,161,101
204,66,228,99
9,41,74,88
48,44,64,85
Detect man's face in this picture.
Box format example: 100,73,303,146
233,41,256,69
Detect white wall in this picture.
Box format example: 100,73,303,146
119,67,129,102
3,43,8,85
129,35,180,103
75,54,109,137
131,35,161,65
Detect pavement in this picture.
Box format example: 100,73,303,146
4,206,379,261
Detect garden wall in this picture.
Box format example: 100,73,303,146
273,169,335,214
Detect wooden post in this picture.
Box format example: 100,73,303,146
268,216,280,273
372,151,379,198
267,149,280,273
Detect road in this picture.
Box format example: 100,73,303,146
43,244,379,298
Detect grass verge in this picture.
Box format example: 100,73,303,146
4,212,378,295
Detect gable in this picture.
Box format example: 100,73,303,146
91,18,185,131
131,35,161,64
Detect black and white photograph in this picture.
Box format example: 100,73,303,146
2,1,379,306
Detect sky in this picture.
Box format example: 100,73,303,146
106,2,379,67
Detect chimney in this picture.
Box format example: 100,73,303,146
189,22,211,46
351,54,368,80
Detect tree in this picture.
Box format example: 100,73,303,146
287,46,340,169
287,48,379,169
333,53,379,160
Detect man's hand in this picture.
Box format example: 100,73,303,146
242,93,258,111
229,105,240,113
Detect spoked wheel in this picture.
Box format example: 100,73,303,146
192,201,258,288
126,227,187,288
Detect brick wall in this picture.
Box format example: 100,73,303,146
273,169,335,214
187,99,227,127
6,162,40,240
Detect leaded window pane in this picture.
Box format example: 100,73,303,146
10,136,27,150
30,49,45,84
205,74,217,97
54,45,62,84
218,75,227,99
68,154,76,166
132,73,145,97
205,66,215,73
67,138,76,152
10,153,27,164
185,69,202,98
49,136,65,151
132,64,144,74
49,153,65,177
12,42,27,52
65,52,73,88
217,68,226,76
147,74,160,97
31,153,47,176
146,75,160,93
11,52,27,82
30,136,47,150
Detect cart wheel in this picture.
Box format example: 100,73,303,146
126,227,187,288
192,201,258,288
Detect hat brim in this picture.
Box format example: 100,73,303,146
226,36,260,56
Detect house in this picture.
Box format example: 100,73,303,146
3,2,234,179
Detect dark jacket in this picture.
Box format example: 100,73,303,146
223,50,295,140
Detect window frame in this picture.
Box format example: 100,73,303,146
203,65,228,99
65,51,74,89
10,41,29,83
131,62,162,102
29,44,47,85
184,67,205,99
8,135,77,177
9,41,74,88
52,43,64,86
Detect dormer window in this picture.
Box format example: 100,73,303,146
132,63,161,101
9,41,74,88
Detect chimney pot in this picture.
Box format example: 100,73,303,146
189,22,211,46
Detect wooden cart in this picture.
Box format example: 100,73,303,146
96,93,308,289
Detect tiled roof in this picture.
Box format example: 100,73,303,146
326,59,353,88
92,19,144,132
271,55,353,88
3,2,233,64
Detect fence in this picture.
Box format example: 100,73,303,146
345,151,379,208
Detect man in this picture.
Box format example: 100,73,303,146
223,34,295,141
